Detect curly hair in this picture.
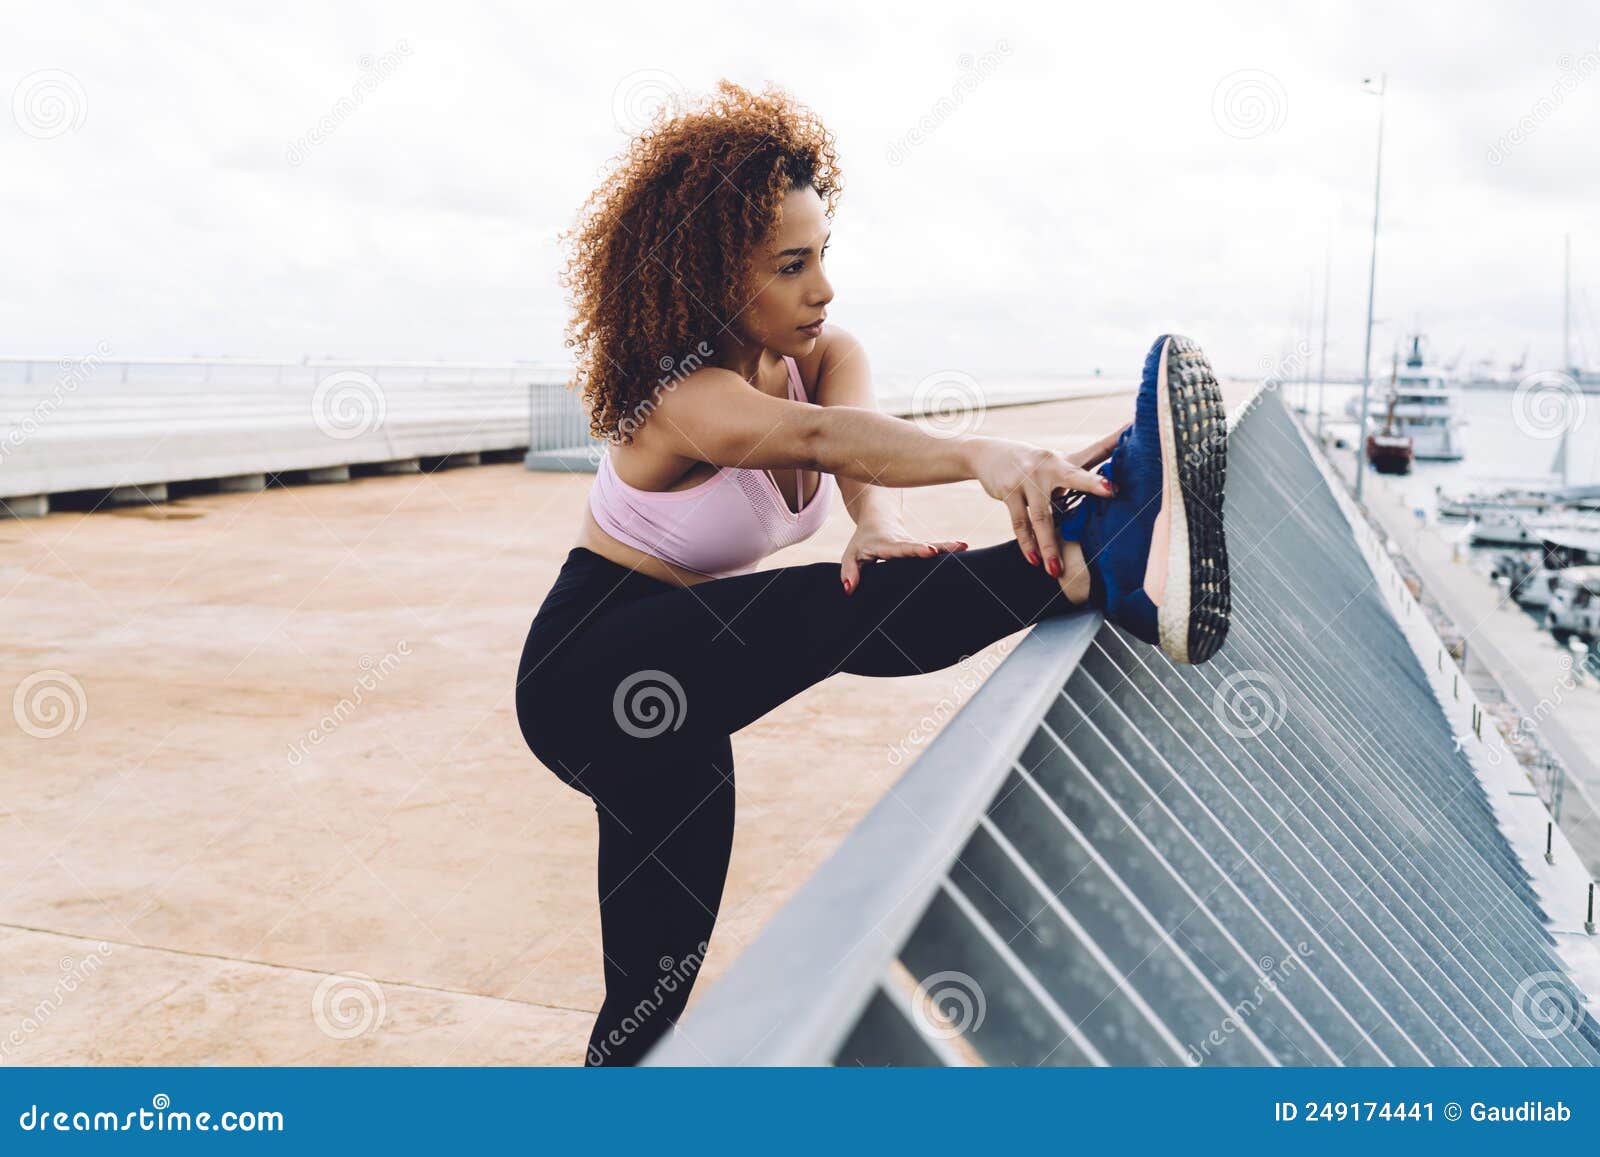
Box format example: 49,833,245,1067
559,79,842,444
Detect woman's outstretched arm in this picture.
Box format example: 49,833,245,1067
805,325,904,529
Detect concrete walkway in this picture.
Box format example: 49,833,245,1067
1,378,1254,1066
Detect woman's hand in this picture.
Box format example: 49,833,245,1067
840,517,967,595
1068,421,1132,470
968,435,1117,578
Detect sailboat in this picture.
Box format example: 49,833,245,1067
1561,233,1600,390
1362,335,1467,458
1365,352,1415,474
1463,432,1600,545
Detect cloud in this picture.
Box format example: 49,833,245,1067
3,0,1599,378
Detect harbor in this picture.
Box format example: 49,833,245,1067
1272,306,1600,869
1291,332,1600,680
1283,326,1600,877
7,0,1600,1104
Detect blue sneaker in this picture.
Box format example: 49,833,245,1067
1054,334,1230,664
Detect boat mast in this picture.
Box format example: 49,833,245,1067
1564,232,1572,377
1384,349,1399,434
1301,268,1314,414
1355,73,1386,502
1316,224,1332,442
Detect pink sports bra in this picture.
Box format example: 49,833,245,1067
588,355,834,578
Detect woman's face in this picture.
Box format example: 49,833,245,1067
735,183,834,358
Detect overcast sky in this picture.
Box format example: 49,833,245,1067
5,0,1599,381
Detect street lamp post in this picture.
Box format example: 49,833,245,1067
1355,73,1386,502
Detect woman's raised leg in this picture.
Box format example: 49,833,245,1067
540,539,1089,750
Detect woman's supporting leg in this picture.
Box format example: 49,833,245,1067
542,539,1088,749
519,539,1089,1065
577,731,737,1066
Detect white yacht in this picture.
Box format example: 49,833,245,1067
1363,335,1466,460
1465,483,1600,547
1545,565,1600,643
1439,483,1571,522
1503,514,1600,609
1471,507,1553,547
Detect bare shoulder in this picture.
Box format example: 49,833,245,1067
643,363,752,424
620,362,745,452
638,362,814,470
793,325,864,392
606,363,739,471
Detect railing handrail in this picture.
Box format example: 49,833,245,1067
0,355,570,372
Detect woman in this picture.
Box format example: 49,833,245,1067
515,80,1230,1066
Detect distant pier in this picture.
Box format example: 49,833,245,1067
0,356,565,518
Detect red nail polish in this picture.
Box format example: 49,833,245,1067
843,578,852,594
1048,557,1061,577
1027,550,1039,566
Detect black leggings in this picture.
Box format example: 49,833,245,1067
514,540,1089,1065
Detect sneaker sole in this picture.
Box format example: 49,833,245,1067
1155,335,1230,664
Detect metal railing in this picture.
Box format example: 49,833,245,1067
644,386,1600,1067
0,355,568,388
